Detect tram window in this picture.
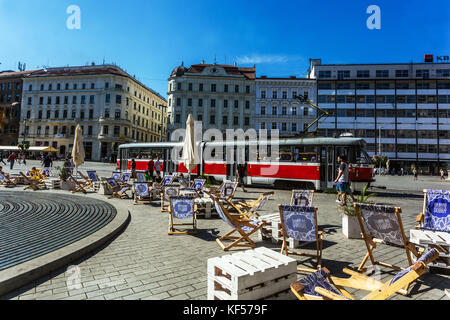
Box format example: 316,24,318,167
295,153,317,162
277,153,293,162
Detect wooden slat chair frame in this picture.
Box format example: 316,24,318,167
210,194,267,251
133,182,153,205
153,175,176,200
0,172,18,187
77,171,99,192
161,184,180,213
232,191,275,218
278,204,324,272
67,174,92,194
168,196,198,235
20,172,46,191
86,170,101,190
290,248,440,300
105,178,131,199
354,203,420,275
177,175,191,189
291,190,315,206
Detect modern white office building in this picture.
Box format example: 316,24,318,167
20,64,167,161
308,57,450,174
255,76,317,136
167,62,256,134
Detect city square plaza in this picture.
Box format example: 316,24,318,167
0,160,449,301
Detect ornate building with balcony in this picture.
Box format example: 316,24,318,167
20,64,167,161
167,62,256,134
255,76,317,136
308,58,450,174
0,70,35,147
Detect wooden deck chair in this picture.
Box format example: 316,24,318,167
161,184,180,212
20,172,46,191
85,170,101,191
105,178,131,199
354,203,420,275
135,171,147,183
411,189,450,268
119,172,132,185
0,172,18,187
176,175,191,189
291,190,314,206
234,191,275,218
278,204,324,272
133,182,153,205
210,194,267,251
290,248,440,300
68,174,91,194
153,175,176,199
191,179,206,192
168,196,197,235
111,171,121,182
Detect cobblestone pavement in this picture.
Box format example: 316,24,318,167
0,164,449,300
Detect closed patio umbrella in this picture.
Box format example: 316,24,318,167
181,114,200,184
72,125,85,177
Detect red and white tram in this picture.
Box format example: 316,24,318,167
117,137,374,191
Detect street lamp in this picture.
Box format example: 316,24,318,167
378,126,383,172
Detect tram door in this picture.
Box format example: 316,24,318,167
120,149,129,172
322,146,336,189
226,145,246,182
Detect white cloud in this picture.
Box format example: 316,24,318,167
236,54,290,64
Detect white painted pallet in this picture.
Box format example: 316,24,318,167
207,247,297,300
45,179,61,189
195,197,214,219
259,214,301,249
410,229,450,269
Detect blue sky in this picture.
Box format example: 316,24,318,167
0,0,449,98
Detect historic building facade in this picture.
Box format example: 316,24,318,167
308,58,450,173
255,76,317,136
20,64,167,161
167,62,256,135
0,70,34,146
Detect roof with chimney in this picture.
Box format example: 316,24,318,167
170,62,256,80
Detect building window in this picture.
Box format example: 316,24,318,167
337,71,350,79
395,70,409,78
272,106,277,115
292,107,297,115
272,122,277,130
224,84,229,92
282,107,287,115
27,97,32,105
175,114,181,123
357,70,370,78
304,108,309,116
176,98,181,106
188,98,192,107
88,126,93,136
282,91,287,99
211,99,216,107
235,85,239,93
318,71,331,78
416,70,430,79
72,96,77,104
244,117,249,126
245,101,250,109
73,84,77,90
199,83,203,92
211,84,216,92
115,109,121,119
234,100,239,108
91,83,95,89
234,117,239,125
376,70,389,78
105,94,110,103
223,116,228,125
104,109,110,118
272,91,277,99
103,125,109,135
28,84,33,91
210,115,215,124
261,122,266,130
54,110,59,119
47,97,52,105
224,100,228,108
292,91,297,99
292,123,297,132
114,126,120,137
116,95,121,104
80,110,85,119
81,96,86,104
261,90,266,98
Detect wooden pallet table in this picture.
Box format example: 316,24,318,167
44,178,61,189
207,247,297,300
195,197,214,219
410,229,450,271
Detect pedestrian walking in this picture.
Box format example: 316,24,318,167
131,159,137,178
43,154,53,168
440,168,446,181
236,163,247,192
7,152,16,170
147,157,155,180
413,168,418,181
0,153,6,165
334,155,355,207
155,157,162,179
